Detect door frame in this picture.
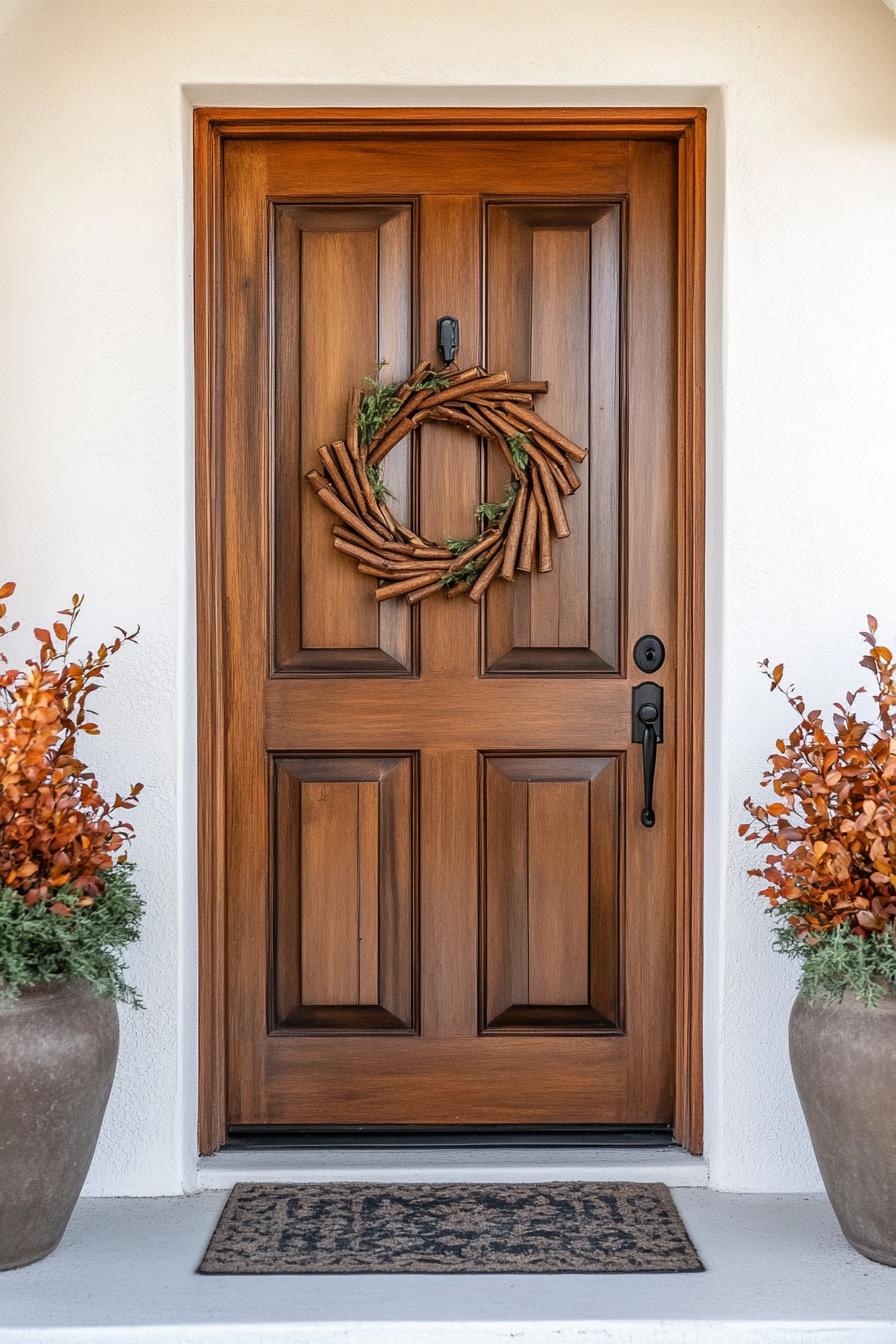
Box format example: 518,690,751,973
193,106,706,1156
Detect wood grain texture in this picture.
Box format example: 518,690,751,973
673,110,706,1154
483,202,622,673
195,106,706,139
272,754,416,1033
271,202,414,673
481,755,620,1034
527,780,590,1004
194,107,705,1151
194,112,226,1156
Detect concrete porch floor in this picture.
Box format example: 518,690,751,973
1,1183,894,1344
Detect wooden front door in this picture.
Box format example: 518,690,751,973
196,108,705,1148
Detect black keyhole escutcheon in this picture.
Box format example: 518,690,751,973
633,634,666,674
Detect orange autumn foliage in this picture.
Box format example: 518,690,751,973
741,617,896,941
0,583,142,908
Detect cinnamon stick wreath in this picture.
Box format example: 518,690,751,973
305,361,587,605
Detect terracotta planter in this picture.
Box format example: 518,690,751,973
0,981,118,1270
790,990,896,1266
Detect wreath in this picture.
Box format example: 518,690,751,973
305,361,588,605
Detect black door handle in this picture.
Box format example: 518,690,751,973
638,705,659,827
632,682,663,829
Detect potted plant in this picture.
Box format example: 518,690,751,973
0,582,142,1270
741,617,896,1266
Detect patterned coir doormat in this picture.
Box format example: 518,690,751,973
199,1181,703,1274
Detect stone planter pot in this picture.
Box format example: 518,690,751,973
0,981,119,1270
790,990,896,1267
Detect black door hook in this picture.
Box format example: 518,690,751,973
437,316,459,366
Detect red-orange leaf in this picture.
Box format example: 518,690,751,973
741,617,896,943
0,584,141,900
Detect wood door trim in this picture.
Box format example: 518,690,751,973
673,108,706,1154
193,106,706,1156
195,106,704,140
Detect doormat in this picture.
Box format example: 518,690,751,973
198,1181,703,1274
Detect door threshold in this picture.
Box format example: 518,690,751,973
197,1143,708,1191
225,1124,676,1150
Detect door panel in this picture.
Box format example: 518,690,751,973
272,753,417,1033
206,117,698,1134
483,202,621,674
480,754,621,1033
272,202,415,674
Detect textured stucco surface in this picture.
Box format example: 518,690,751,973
1,0,895,1196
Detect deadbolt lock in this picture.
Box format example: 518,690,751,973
633,634,666,674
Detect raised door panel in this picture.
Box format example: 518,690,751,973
483,202,622,675
272,753,417,1032
480,753,621,1032
272,202,415,675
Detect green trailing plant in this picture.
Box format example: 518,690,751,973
414,370,450,392
741,618,896,1005
0,864,144,1005
365,464,395,504
507,433,531,471
441,482,520,577
444,536,477,557
440,555,486,590
474,480,519,527
357,363,401,447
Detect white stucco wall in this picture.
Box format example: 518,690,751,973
1,0,895,1197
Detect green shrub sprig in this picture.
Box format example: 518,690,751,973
0,863,143,1005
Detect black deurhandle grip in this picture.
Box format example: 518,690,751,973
638,703,659,828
